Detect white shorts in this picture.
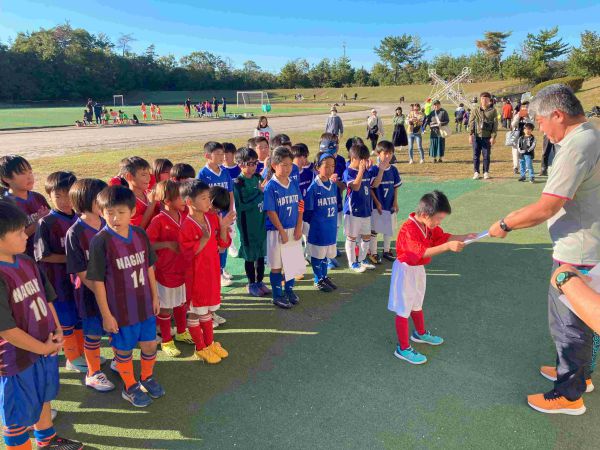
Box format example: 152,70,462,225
388,261,426,318
344,215,371,238
156,282,186,309
267,228,296,270
307,243,337,260
188,304,220,316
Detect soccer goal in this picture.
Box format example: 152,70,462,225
236,91,270,109
113,95,124,106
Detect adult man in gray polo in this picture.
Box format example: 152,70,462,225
488,84,600,415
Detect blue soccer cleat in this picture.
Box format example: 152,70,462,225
273,296,292,309
140,377,165,399
394,345,427,365
327,258,340,269
122,382,153,407
350,262,366,273
410,330,444,346
286,290,300,305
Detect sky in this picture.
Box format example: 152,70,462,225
0,0,598,72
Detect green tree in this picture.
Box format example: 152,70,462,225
353,67,371,86
568,30,600,77
502,52,532,80
374,34,427,84
524,27,570,62
330,56,354,87
278,59,310,88
476,31,511,73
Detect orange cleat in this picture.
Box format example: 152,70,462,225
527,391,586,415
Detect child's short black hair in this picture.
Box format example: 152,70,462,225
291,143,309,159
180,179,209,201
375,140,394,154
235,147,258,165
270,134,291,150
204,141,224,154
524,122,535,131
271,146,293,165
0,200,27,239
0,155,32,187
45,171,77,195
97,185,136,211
348,144,370,160
170,163,196,181
250,136,268,149
210,186,230,211
222,142,237,154
153,158,173,181
122,156,151,177
69,178,108,214
246,137,257,149
345,136,365,151
416,190,451,216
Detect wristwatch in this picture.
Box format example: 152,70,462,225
499,218,512,232
555,271,579,295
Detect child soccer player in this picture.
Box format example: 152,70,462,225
65,178,115,391
292,144,314,260
517,123,536,183
178,180,235,363
222,142,241,259
170,163,196,182
0,155,50,258
122,156,158,229
155,105,163,120
0,201,83,450
150,103,156,120
248,136,270,176
343,144,387,272
146,180,192,357
304,152,339,292
263,146,304,309
86,185,164,407
141,102,147,121
151,158,173,190
369,141,402,263
389,191,475,364
233,148,269,297
34,172,83,372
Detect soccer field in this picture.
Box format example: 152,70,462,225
49,178,600,450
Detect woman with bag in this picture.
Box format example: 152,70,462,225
366,109,384,151
424,100,450,163
391,107,408,163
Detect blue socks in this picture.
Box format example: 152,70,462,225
311,257,323,283
284,278,295,293
321,259,329,279
269,272,283,298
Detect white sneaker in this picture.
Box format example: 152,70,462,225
228,246,239,258
221,275,233,287
212,320,220,329
222,270,233,280
350,262,367,273
65,356,88,373
419,159,424,164
360,260,376,270
483,172,490,180
86,371,116,392
409,159,414,164
473,172,480,180
213,313,226,325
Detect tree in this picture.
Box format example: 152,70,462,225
374,34,427,84
524,27,570,62
502,52,532,81
116,33,136,56
353,67,371,86
568,30,600,78
278,59,310,88
476,31,511,72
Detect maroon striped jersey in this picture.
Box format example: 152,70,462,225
65,218,105,319
0,255,57,376
34,210,77,303
4,191,50,258
86,225,157,327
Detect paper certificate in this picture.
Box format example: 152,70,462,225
464,231,489,245
371,210,394,236
281,239,306,281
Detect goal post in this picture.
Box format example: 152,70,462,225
113,95,124,106
236,91,270,108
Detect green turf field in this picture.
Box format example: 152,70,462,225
50,178,600,450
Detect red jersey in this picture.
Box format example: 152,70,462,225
179,213,231,308
131,193,158,228
146,210,187,288
396,213,451,266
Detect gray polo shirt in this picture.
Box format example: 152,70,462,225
544,122,600,265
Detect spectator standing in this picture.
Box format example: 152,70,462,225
424,100,449,163
510,102,532,174
325,107,344,139
366,109,384,151
469,92,498,180
502,99,513,129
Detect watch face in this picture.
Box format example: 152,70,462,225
556,272,567,283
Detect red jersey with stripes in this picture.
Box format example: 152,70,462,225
146,210,187,288
86,225,157,327
130,193,159,228
396,213,451,266
0,255,57,376
4,191,50,257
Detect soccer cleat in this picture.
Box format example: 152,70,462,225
327,258,340,269
367,254,380,265
85,371,115,392
257,282,272,295
394,345,427,365
539,366,594,393
483,172,490,180
161,340,181,357
286,290,300,305
315,279,333,292
360,260,376,270
222,270,233,280
193,347,221,364
247,283,264,297
175,330,194,344
273,296,292,309
382,251,395,262
122,382,153,407
473,172,480,180
65,356,88,373
220,275,233,287
228,246,239,258
350,262,366,273
410,330,444,346
139,377,165,399
322,277,338,290
208,341,229,359
527,390,586,415
42,435,83,450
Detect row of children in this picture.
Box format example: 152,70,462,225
76,109,141,128
140,103,163,121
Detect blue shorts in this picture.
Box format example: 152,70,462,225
111,316,157,352
53,300,79,329
82,316,104,337
0,355,59,427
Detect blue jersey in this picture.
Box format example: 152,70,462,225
297,164,315,199
289,164,300,186
334,155,346,212
343,167,373,218
370,165,402,211
263,176,301,231
222,164,241,181
197,165,233,192
304,177,338,246
256,161,265,175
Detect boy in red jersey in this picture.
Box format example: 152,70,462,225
122,157,159,229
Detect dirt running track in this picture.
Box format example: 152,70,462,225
0,104,397,159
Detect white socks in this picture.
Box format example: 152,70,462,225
383,235,392,252
345,238,356,267
359,239,370,263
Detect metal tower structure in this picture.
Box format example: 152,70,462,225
428,67,472,107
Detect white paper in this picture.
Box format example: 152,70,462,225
281,239,306,281
558,265,600,315
371,210,394,236
464,231,489,245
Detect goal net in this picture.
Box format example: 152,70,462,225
236,91,270,108
113,95,124,106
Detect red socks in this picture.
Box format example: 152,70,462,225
157,313,173,343
395,316,410,350
173,304,188,335
199,317,214,347
187,318,206,350
411,310,426,335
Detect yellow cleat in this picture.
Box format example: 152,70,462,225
208,341,229,359
193,348,221,364
161,340,181,357
175,330,194,344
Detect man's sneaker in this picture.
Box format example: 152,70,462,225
518,176,526,182
473,172,480,180
222,270,233,280
360,260,376,270
483,172,490,180
228,246,239,258
257,282,272,295
367,254,379,265
315,279,333,292
139,377,165,399
213,313,226,325
65,356,88,373
327,258,340,269
323,277,338,290
85,371,115,392
273,295,293,309
161,340,181,357
220,275,233,287
540,366,594,393
419,159,424,164
175,330,194,344
382,251,395,262
286,291,300,305
527,390,586,415
410,330,444,346
122,382,153,407
42,435,83,450
208,341,229,359
247,283,263,297
350,262,366,273
193,348,221,364
409,159,414,164
394,345,427,365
